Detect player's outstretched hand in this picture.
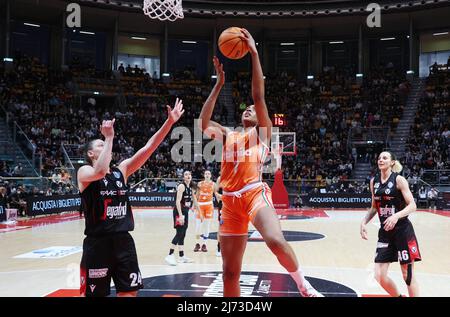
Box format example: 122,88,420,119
360,223,368,240
100,118,115,139
167,98,185,124
239,28,257,54
213,56,225,87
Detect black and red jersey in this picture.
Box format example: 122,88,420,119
372,172,408,230
80,167,134,236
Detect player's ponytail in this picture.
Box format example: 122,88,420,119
388,151,403,173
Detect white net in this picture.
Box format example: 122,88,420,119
143,0,184,22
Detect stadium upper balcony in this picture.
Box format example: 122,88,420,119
79,0,449,18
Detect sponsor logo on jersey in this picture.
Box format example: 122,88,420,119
374,182,380,189
385,189,391,195
411,246,417,254
377,242,389,248
379,207,395,217
106,202,127,219
89,268,109,279
388,181,394,188
113,171,121,179
116,181,123,188
103,179,108,186
100,190,127,196
89,284,96,293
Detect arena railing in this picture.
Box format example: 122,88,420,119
0,176,51,193
420,169,450,186
60,144,77,188
0,105,42,176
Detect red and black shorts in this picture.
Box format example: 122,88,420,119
80,232,143,297
375,219,422,265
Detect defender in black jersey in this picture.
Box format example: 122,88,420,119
78,99,184,297
361,151,421,297
165,170,196,265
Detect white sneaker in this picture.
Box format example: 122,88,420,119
216,251,221,257
300,280,324,297
178,256,194,263
165,254,177,266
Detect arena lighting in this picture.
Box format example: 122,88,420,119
280,42,295,46
407,70,415,74
380,37,396,41
329,41,344,44
80,31,95,35
3,58,13,62
211,75,217,79
93,91,100,95
162,73,170,77
307,75,314,80
356,74,363,77
23,22,40,28
182,41,197,44
131,37,147,40
433,32,448,36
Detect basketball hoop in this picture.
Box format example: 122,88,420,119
143,0,184,22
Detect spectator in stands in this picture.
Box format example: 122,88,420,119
136,183,145,193
9,186,27,217
0,186,9,209
12,163,24,177
430,62,439,75
126,64,133,76
427,187,438,210
118,63,125,74
293,195,303,209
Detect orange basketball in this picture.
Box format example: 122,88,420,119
218,27,249,60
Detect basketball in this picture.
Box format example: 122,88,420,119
218,27,249,60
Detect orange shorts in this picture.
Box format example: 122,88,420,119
195,203,214,220
220,182,274,236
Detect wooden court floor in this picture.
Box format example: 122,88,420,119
0,208,449,297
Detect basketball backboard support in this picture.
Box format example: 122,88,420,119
262,129,297,174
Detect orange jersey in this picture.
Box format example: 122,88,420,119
220,127,270,192
197,180,215,203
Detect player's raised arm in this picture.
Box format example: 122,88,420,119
198,56,230,141
78,119,115,192
240,28,272,143
118,98,184,180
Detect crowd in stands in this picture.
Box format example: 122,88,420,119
0,50,448,212
404,65,450,185
232,64,409,184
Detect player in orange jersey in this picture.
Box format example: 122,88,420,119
198,29,323,297
193,170,221,252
